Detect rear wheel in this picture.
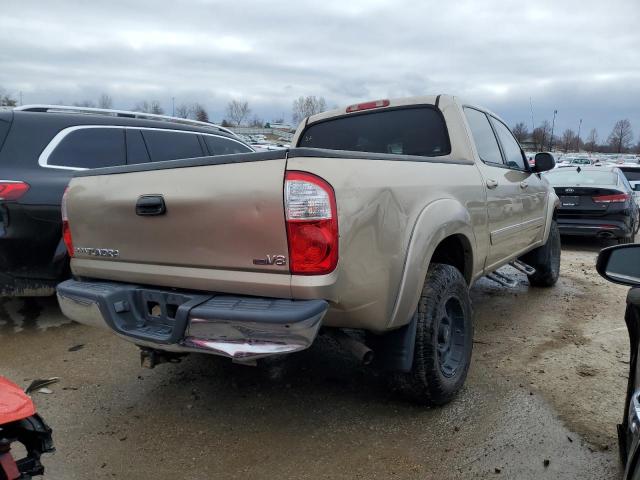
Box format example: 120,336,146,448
520,220,561,287
391,263,473,405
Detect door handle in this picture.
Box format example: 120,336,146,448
136,195,166,216
486,179,498,189
520,181,529,189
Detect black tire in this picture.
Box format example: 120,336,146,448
520,220,561,287
619,233,634,244
391,263,473,405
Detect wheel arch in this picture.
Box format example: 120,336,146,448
387,198,477,330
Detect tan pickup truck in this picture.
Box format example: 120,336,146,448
57,95,560,404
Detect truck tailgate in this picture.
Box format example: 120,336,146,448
65,152,292,297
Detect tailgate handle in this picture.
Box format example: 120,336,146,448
136,195,166,216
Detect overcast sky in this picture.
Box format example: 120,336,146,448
1,0,638,141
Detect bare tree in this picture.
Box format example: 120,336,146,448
133,101,150,113
150,101,164,115
73,100,96,108
584,128,598,153
608,119,633,153
532,120,551,151
560,129,577,153
98,93,113,109
225,100,251,126
0,87,17,107
193,103,209,122
512,122,529,144
292,96,327,125
249,116,264,127
175,103,190,119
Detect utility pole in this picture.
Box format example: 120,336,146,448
549,109,557,151
576,118,582,152
171,97,175,116
19,91,23,106
529,97,535,133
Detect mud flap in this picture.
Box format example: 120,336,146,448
369,314,418,372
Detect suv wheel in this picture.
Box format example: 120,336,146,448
391,263,473,405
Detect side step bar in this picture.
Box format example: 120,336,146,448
510,260,536,276
486,260,536,288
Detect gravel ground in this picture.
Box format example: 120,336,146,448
0,236,630,479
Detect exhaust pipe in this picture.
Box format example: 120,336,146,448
597,231,615,239
330,330,374,365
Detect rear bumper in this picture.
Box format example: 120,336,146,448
556,216,632,238
56,279,328,362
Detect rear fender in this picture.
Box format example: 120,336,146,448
386,198,476,330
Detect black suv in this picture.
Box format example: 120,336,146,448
0,105,252,296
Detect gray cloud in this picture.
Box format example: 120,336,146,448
1,0,638,139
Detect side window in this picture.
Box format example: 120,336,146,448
125,129,151,164
491,118,527,170
203,135,252,155
463,108,504,165
48,128,125,168
141,130,204,162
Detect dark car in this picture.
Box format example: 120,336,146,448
0,105,253,296
545,166,640,243
596,244,640,479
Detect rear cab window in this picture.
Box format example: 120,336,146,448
141,130,204,162
48,127,125,168
297,106,450,157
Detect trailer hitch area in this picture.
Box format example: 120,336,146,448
139,348,188,369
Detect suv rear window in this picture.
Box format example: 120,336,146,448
141,130,204,162
545,169,618,186
298,107,450,157
48,127,125,168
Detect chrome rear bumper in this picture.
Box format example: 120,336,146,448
57,279,327,362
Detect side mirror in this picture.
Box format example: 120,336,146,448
596,244,640,286
533,152,555,173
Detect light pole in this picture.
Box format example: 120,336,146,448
171,97,175,116
549,109,557,151
576,118,582,152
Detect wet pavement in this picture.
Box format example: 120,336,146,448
0,237,628,479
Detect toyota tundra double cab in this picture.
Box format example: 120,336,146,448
57,95,560,404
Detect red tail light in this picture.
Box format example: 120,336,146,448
284,171,338,275
0,181,29,201
346,99,390,113
592,193,630,203
61,187,74,257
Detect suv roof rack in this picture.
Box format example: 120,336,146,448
14,104,236,137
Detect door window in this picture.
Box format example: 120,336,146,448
141,130,204,162
125,129,151,164
491,118,527,170
463,108,503,165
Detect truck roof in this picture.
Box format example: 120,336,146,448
303,94,504,129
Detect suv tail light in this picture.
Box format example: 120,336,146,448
61,187,74,257
284,171,338,275
592,193,630,203
0,181,30,201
